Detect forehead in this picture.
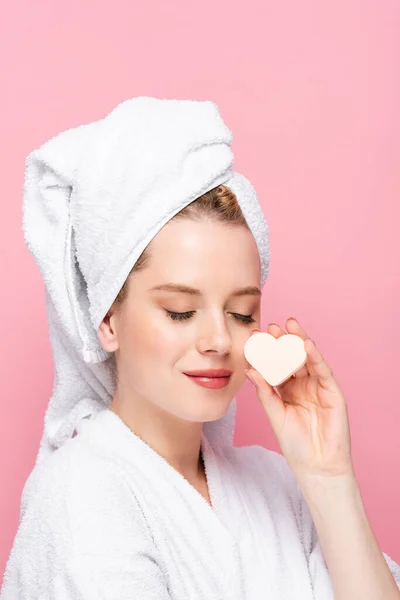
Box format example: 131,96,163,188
138,219,261,294
149,218,259,267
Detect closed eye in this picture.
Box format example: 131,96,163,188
165,310,256,324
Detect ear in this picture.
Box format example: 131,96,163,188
97,307,120,352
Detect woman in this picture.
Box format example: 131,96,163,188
1,97,399,599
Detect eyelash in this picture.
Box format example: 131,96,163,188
165,310,256,324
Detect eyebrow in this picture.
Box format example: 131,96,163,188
150,283,261,297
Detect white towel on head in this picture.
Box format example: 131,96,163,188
20,95,270,469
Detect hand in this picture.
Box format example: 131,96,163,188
245,318,355,482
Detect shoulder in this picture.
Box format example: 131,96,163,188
1,439,168,598
22,435,125,506
17,435,149,556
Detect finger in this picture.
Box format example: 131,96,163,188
285,317,309,340
245,367,286,425
267,322,286,339
284,318,310,379
286,319,339,393
303,338,339,392
286,319,330,378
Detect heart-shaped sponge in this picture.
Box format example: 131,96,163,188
244,332,307,387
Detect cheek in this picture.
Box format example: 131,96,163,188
150,316,190,361
121,310,187,364
235,334,254,368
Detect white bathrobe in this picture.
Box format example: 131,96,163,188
1,408,399,599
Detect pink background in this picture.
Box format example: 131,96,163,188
1,0,399,583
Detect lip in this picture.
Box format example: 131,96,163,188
184,374,231,389
183,369,232,377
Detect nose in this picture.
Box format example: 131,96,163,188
196,317,232,355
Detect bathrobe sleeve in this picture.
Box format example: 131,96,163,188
297,483,400,594
0,446,172,600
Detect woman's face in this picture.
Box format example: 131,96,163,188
103,218,262,425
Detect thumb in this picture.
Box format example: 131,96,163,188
245,368,286,433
